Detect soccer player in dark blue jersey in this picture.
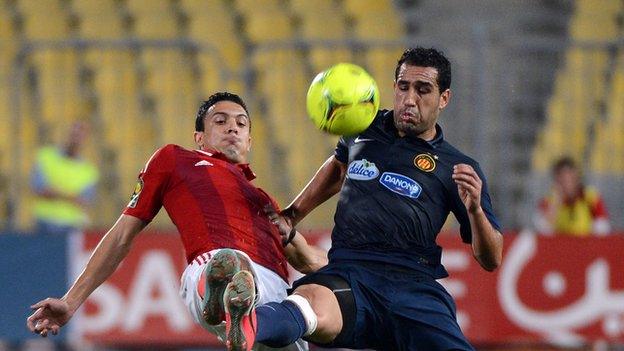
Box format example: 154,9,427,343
225,47,503,351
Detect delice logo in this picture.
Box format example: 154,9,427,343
379,172,422,198
347,159,380,180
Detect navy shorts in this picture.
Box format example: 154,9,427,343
292,260,474,351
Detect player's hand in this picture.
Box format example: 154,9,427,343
452,163,482,214
26,298,73,337
263,205,294,246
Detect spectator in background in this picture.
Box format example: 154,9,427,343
535,156,610,236
31,121,99,235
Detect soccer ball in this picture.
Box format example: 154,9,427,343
306,63,380,136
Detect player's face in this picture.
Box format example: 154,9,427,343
555,166,581,199
393,64,450,139
194,101,251,163
65,121,88,157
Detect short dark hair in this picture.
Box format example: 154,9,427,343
552,156,577,175
395,47,452,92
195,92,250,132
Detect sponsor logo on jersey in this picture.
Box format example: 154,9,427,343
347,159,379,180
379,172,422,198
128,178,144,208
414,153,436,172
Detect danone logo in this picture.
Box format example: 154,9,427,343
379,172,422,198
347,159,380,180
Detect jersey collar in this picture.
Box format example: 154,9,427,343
384,111,445,148
195,148,257,181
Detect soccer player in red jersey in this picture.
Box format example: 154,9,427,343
26,92,326,351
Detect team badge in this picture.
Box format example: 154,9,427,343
128,178,144,208
414,154,436,172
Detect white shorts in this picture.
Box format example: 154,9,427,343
179,249,308,351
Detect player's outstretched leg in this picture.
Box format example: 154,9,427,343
202,249,241,325
224,270,256,351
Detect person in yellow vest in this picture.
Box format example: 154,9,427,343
535,156,611,236
31,121,99,235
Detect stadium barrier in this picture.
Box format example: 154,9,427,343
2,231,623,348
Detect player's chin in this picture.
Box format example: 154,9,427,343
396,122,423,137
222,148,244,163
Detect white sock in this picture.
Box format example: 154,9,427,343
285,294,318,336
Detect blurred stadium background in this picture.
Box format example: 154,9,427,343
1,0,623,350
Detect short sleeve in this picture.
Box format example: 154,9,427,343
451,162,501,243
123,145,175,222
334,136,350,163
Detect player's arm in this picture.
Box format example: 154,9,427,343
27,214,146,336
282,155,347,226
452,164,503,271
265,206,328,274
283,231,328,274
467,209,503,272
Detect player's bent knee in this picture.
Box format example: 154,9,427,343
292,284,343,344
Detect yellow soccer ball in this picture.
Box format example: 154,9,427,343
306,63,380,136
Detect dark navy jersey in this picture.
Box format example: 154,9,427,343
330,110,501,278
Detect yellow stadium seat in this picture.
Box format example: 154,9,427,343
244,13,294,43
308,48,354,73
16,0,63,14
298,10,348,41
343,0,395,17
254,52,339,201
14,112,39,230
186,13,244,67
91,51,143,155
0,25,17,132
290,0,337,15
236,0,282,13
298,10,352,71
353,14,403,40
180,0,226,13
133,14,179,39
21,14,69,40
589,121,608,173
606,58,624,125
0,11,16,39
72,0,118,15
196,54,223,96
140,50,190,93
78,15,125,40
365,47,404,107
590,59,624,174
252,48,301,70
575,0,622,16
155,92,197,146
569,16,619,40
126,0,171,13
0,66,12,176
29,49,85,142
246,112,278,195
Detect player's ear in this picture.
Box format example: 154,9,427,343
194,131,204,148
247,136,252,152
438,89,451,110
